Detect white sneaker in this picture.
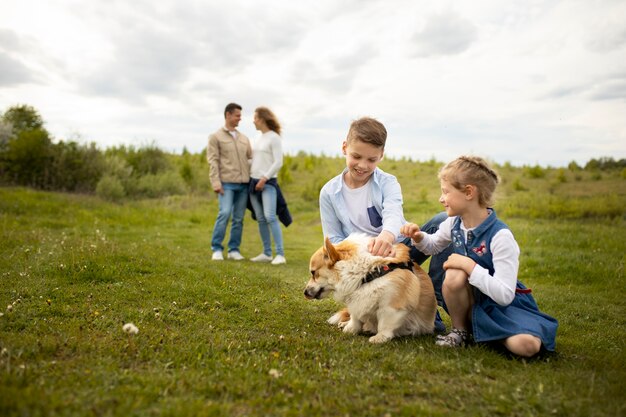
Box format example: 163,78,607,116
211,251,224,261
227,251,245,261
271,255,287,265
250,253,273,263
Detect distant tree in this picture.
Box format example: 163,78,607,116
1,104,45,135
584,157,626,171
0,120,13,149
567,161,581,171
1,128,53,187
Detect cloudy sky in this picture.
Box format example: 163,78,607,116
1,0,625,166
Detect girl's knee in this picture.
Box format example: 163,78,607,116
504,334,542,358
443,269,469,292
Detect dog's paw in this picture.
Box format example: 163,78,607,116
327,313,343,326
327,308,350,327
342,320,361,334
369,333,392,344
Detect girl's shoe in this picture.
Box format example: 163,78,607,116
435,328,470,347
250,253,273,262
271,255,287,265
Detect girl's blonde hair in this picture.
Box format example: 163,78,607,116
439,156,500,207
255,106,281,135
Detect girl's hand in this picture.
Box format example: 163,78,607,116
400,223,423,243
255,177,268,191
443,254,477,276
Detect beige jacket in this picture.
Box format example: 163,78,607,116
207,128,252,189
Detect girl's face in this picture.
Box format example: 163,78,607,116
253,112,266,131
342,139,384,188
438,179,469,217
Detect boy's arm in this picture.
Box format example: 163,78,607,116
319,187,347,244
379,175,405,242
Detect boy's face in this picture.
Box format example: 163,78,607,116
342,139,384,188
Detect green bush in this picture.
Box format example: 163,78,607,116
136,171,187,198
512,178,528,191
0,128,53,188
524,164,546,179
301,176,326,202
49,141,105,192
96,175,125,201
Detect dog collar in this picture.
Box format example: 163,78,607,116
362,262,413,284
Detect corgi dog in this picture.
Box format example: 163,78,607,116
304,234,437,343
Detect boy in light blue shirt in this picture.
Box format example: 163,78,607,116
319,117,451,331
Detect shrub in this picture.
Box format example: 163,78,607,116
180,160,194,186
106,144,170,176
278,164,293,186
512,178,528,191
96,175,125,201
523,164,546,179
136,171,187,198
49,141,105,192
301,177,326,202
0,128,53,188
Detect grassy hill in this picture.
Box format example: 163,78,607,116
0,156,625,416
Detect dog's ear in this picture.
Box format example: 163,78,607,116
323,237,341,265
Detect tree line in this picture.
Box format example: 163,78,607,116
1,104,624,201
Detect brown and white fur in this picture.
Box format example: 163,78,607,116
303,234,437,343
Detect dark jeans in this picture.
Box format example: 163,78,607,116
404,211,452,307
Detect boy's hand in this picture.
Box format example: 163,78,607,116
400,223,423,243
368,231,395,257
443,254,476,276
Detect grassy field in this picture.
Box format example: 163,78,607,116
1,157,625,416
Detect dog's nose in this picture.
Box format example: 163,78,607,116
303,288,313,299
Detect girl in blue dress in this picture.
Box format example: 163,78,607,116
401,156,558,357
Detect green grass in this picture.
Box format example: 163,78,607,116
1,162,625,417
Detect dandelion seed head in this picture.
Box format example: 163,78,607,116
268,369,282,378
123,323,139,334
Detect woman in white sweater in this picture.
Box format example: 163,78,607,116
249,107,287,265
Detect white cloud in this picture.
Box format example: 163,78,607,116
0,0,624,167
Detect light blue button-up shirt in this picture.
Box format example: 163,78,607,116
319,167,406,243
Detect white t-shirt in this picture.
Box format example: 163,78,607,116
341,180,380,236
250,130,283,179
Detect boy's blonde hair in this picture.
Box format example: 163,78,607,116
346,117,387,148
439,156,500,207
255,106,282,135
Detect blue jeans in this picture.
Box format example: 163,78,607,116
211,182,249,253
249,183,284,256
406,211,453,307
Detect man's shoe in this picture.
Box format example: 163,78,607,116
271,255,287,265
212,251,224,261
250,253,273,263
227,251,245,261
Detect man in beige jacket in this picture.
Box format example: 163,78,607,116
207,103,252,261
